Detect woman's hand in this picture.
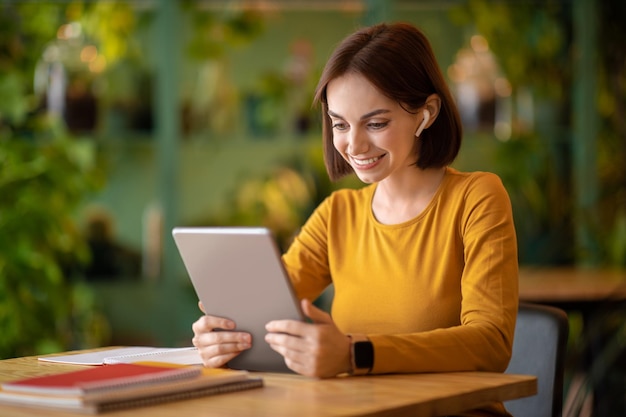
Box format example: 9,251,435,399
191,301,252,368
265,299,351,378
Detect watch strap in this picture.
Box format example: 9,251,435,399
348,334,373,375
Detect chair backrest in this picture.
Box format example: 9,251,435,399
504,302,569,417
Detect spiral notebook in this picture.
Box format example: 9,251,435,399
2,363,201,396
0,363,263,414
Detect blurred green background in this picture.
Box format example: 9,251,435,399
1,2,624,408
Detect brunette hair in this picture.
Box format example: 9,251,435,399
313,22,462,181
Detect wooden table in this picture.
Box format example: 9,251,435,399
519,266,626,306
518,266,626,416
0,350,537,417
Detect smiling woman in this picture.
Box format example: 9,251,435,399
325,74,438,188
192,22,518,417
315,23,462,183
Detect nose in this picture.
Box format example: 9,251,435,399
346,128,369,156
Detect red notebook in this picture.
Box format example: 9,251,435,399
2,363,201,396
0,364,262,414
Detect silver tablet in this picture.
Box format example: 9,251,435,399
172,227,304,373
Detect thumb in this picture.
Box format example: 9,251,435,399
301,299,333,325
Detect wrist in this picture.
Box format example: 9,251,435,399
348,334,373,375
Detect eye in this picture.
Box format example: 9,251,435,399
331,121,348,131
368,121,388,130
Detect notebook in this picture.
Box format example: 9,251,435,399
2,363,200,396
0,363,262,413
172,227,305,373
38,346,202,366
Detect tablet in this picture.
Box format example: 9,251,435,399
172,227,304,373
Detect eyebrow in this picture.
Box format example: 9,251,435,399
327,109,391,120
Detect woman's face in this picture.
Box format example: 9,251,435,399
326,73,425,184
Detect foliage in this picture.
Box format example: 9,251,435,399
595,0,626,267
196,146,362,251
184,5,265,61
245,71,291,136
450,0,625,266
449,0,573,264
451,0,570,102
0,132,109,358
0,3,63,129
0,0,270,357
0,2,109,359
492,132,573,264
78,1,148,67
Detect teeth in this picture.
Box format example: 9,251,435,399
353,156,380,166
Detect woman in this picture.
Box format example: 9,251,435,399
193,22,518,416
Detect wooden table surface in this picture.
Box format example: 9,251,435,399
0,350,537,417
519,266,626,304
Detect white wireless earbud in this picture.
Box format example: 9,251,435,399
414,109,431,138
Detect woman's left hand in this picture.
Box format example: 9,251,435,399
265,299,351,378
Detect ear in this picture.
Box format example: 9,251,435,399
414,94,441,137
424,94,441,123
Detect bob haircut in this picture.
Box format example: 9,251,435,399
313,22,463,181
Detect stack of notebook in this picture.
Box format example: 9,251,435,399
0,362,263,413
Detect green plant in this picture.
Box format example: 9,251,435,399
0,134,109,358
0,2,109,359
193,146,362,251
450,0,626,266
595,0,626,267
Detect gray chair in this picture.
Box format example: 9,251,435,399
504,302,569,417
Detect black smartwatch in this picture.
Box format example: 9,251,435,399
349,334,373,375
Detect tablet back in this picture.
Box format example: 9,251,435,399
172,227,304,373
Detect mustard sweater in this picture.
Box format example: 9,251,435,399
282,167,518,374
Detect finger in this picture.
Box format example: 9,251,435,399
301,299,333,325
192,315,236,333
198,345,248,369
192,330,251,347
265,341,315,377
193,333,252,367
265,319,308,337
201,352,239,369
195,336,251,355
264,331,307,353
265,335,306,365
198,301,206,314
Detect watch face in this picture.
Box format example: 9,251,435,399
354,340,374,369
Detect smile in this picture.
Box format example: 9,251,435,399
352,155,383,166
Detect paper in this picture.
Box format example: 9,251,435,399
38,347,202,366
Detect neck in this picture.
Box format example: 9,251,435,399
378,166,446,201
372,166,447,224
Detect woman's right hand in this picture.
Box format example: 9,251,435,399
191,301,252,368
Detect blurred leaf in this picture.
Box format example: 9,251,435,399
0,136,105,358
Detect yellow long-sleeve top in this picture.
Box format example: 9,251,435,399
282,167,518,414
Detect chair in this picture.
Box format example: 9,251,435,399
504,302,569,417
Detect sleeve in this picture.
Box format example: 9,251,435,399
369,173,518,374
458,173,519,371
281,195,334,303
